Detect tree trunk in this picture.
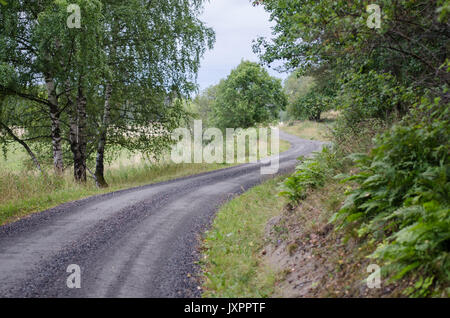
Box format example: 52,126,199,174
69,83,87,183
45,76,64,175
95,22,117,188
94,83,112,188
75,85,87,183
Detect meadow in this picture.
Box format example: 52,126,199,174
0,131,290,225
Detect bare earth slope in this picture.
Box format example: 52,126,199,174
0,131,323,298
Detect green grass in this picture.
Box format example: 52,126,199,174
0,162,231,225
281,120,332,141
0,143,29,171
198,119,334,297
0,137,290,225
200,176,287,297
280,111,338,142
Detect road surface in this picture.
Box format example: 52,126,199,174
0,131,324,298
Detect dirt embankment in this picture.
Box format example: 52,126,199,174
261,182,405,298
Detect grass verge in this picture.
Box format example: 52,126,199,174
198,163,411,298
199,116,415,298
200,176,287,297
279,111,337,142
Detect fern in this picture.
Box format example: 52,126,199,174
332,98,449,295
279,147,333,203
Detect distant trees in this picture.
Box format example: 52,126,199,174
283,73,315,106
210,61,287,130
0,0,214,186
283,69,338,121
191,85,219,127
283,72,315,120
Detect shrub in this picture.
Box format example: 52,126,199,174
332,98,449,296
337,71,414,128
279,146,336,203
290,91,330,121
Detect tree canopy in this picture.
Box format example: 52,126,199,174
255,0,449,294
0,0,215,185
211,61,287,129
253,0,449,92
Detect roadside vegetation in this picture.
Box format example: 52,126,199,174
201,0,449,298
280,111,338,142
0,157,226,225
0,133,289,225
263,0,449,298
0,3,289,225
200,176,287,297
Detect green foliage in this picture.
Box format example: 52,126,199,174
437,0,450,22
256,0,449,296
254,0,448,91
0,157,231,225
283,73,315,104
332,98,449,295
253,0,448,131
279,146,336,203
0,0,215,180
290,90,330,121
211,61,287,130
283,72,317,120
190,84,219,126
337,71,413,126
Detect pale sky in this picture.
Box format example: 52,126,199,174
196,0,287,92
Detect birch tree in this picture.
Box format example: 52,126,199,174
1,0,214,185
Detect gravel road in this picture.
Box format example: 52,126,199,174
0,131,324,298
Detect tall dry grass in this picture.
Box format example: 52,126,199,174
0,133,290,225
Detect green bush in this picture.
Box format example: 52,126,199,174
279,146,336,203
332,98,449,296
290,91,330,121
337,71,414,128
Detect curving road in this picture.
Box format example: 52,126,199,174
0,131,324,298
